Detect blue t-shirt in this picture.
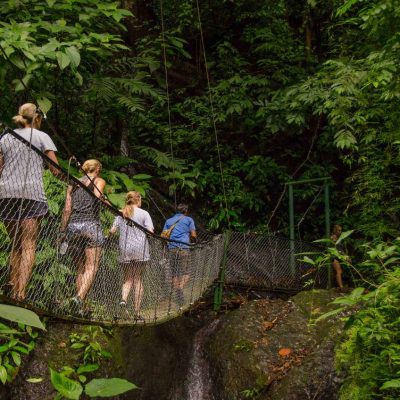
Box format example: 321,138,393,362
163,213,196,249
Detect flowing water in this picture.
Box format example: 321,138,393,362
185,318,221,400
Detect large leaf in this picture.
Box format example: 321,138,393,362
0,304,45,330
107,193,127,209
65,46,81,67
50,368,83,400
56,51,71,70
37,97,52,114
381,379,400,390
85,378,137,397
76,363,99,374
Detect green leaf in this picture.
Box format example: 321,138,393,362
37,97,52,114
71,342,85,349
381,379,400,390
0,365,7,384
26,377,43,383
50,368,83,400
56,51,71,70
76,363,99,374
107,193,127,209
85,378,137,397
0,304,45,330
11,351,21,366
314,307,344,323
336,230,354,245
65,46,81,67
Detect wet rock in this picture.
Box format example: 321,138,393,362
206,289,344,400
7,316,200,400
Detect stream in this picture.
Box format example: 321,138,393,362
185,318,221,400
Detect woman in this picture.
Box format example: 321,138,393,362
331,224,344,289
61,159,106,306
0,103,59,301
110,191,154,320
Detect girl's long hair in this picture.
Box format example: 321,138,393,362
122,191,141,218
13,103,42,128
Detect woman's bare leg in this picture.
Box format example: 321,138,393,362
6,221,22,299
77,246,101,300
121,265,135,302
132,266,144,313
75,252,86,299
332,260,344,288
13,219,39,300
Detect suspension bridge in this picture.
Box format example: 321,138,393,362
0,128,329,326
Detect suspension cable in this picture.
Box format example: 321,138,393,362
159,0,177,210
195,0,231,228
0,43,110,206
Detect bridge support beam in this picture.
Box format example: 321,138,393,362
213,231,231,312
286,177,331,288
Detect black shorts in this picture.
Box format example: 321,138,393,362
169,248,190,278
0,198,48,221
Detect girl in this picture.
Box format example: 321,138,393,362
0,103,59,301
61,159,106,306
110,191,154,320
331,224,344,289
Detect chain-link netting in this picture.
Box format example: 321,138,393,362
0,128,224,325
225,232,329,291
0,129,329,326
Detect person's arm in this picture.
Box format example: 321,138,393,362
189,218,197,241
144,212,154,234
61,185,73,232
109,216,120,235
93,177,106,199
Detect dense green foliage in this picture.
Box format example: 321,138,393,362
2,0,400,398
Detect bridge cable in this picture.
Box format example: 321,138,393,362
195,0,231,228
159,0,177,210
0,44,113,208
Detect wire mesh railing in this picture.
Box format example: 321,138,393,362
0,128,328,326
0,128,224,325
225,232,328,291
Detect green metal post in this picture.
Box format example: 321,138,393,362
214,231,231,312
288,183,295,277
324,180,330,239
324,180,332,288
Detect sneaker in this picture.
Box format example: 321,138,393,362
134,314,145,322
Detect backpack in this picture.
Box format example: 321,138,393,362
161,215,185,239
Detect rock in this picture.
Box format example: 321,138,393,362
7,315,200,400
206,289,344,400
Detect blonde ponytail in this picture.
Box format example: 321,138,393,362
12,103,42,128
82,159,102,174
122,191,141,218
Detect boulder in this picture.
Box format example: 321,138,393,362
7,315,200,400
206,289,344,400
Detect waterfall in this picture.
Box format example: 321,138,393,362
185,318,221,400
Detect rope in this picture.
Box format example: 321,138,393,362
0,43,113,210
159,0,177,210
194,0,230,228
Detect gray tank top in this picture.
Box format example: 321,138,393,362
69,177,101,223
